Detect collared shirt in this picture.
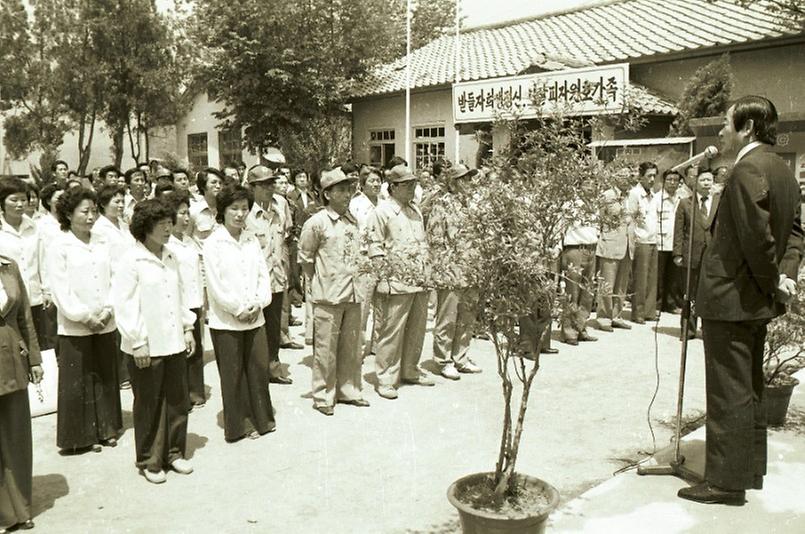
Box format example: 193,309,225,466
92,215,134,266
695,192,713,220
188,197,218,246
111,242,195,356
426,193,475,289
655,190,681,252
246,201,289,293
627,184,657,245
379,182,424,204
563,224,598,246
167,235,204,309
298,207,363,305
0,215,44,305
36,213,62,297
48,230,116,336
735,140,765,164
349,192,378,230
202,226,271,331
366,197,428,294
122,192,141,225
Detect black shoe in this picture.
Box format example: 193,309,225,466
280,341,304,350
337,398,370,407
100,438,117,448
540,347,559,354
17,520,35,530
752,475,763,490
578,332,598,342
314,405,334,416
270,376,293,385
562,338,579,346
677,482,746,506
632,318,646,325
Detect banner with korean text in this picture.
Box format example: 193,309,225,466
452,64,629,124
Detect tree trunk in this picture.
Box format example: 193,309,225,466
111,121,125,168
77,109,97,176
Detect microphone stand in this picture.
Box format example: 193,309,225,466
637,179,703,483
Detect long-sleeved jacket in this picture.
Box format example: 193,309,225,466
0,257,41,396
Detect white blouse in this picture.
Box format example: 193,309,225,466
36,213,63,299
48,230,116,336
93,215,135,265
202,226,271,331
0,215,44,306
167,235,204,310
111,242,195,357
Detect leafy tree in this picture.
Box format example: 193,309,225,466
192,0,457,167
670,53,734,136
717,0,805,29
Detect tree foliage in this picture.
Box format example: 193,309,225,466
191,0,457,167
764,276,805,386
718,0,805,29
670,53,735,136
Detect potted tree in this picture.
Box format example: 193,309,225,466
763,277,805,426
436,106,633,533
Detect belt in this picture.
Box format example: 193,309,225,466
563,243,596,250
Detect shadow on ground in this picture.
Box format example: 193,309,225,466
186,433,208,459
32,474,69,517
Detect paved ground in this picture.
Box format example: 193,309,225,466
29,311,716,533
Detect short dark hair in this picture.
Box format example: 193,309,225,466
662,169,681,182
154,182,175,197
96,184,125,214
65,178,83,189
215,185,253,224
129,199,176,243
172,168,189,179
40,183,63,212
163,190,191,214
25,181,40,200
359,166,382,188
638,162,658,177
99,165,121,179
432,159,451,177
731,95,778,145
197,167,225,195
51,160,68,172
387,156,407,169
56,187,97,231
124,168,145,185
0,178,29,213
340,162,359,175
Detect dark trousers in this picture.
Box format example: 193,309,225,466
701,318,768,490
30,304,56,351
210,327,275,441
679,266,701,334
630,243,658,321
187,308,206,405
263,292,284,378
0,390,33,528
116,332,129,386
656,251,682,312
56,333,122,449
127,353,189,473
518,307,552,358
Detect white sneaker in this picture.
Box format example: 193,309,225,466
457,361,482,374
440,363,461,380
142,470,167,484
170,458,194,475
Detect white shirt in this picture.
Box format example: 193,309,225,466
735,141,764,164
349,193,377,230
92,215,135,267
655,190,680,252
202,226,271,331
167,235,204,309
379,182,424,204
112,242,195,357
563,224,598,246
245,201,288,294
0,215,44,305
627,184,657,245
48,231,116,336
35,213,62,297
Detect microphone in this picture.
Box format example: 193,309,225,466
670,146,718,172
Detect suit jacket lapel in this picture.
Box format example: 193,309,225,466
0,263,18,318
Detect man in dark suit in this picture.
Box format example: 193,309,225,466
678,96,804,506
673,171,720,338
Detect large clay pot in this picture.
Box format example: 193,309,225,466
766,378,799,426
447,472,560,534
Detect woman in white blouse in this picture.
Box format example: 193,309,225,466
202,185,275,442
164,191,206,408
49,187,122,453
111,199,196,484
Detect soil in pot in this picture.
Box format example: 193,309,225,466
453,473,555,520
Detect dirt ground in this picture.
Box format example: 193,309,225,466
28,310,708,533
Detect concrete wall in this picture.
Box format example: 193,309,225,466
632,42,805,114
175,92,258,170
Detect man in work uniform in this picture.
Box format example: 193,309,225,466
245,166,294,385
366,165,434,399
298,167,370,416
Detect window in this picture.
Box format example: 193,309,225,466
413,126,446,171
218,129,243,168
369,129,396,168
187,133,209,170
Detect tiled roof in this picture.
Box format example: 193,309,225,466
355,0,801,98
629,83,678,115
